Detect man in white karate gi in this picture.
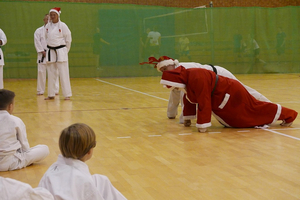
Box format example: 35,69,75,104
0,28,7,89
44,7,72,100
34,14,59,96
0,89,49,171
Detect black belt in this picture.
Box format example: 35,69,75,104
39,49,47,63
211,74,218,96
208,64,217,74
47,45,66,62
207,64,218,96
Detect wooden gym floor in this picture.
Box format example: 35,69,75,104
0,74,300,200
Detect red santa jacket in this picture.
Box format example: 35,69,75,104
160,66,297,129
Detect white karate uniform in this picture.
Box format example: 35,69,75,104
45,20,72,98
0,176,54,200
39,155,127,200
34,25,59,95
0,110,49,171
167,62,271,123
0,28,7,89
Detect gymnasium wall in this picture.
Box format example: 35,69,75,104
1,1,300,78
6,0,300,8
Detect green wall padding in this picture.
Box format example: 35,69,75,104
0,1,299,78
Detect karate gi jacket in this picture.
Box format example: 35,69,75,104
45,20,71,63
0,177,54,200
0,28,7,66
161,66,298,129
39,155,127,200
0,110,30,157
34,25,47,64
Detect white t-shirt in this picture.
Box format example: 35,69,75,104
147,31,161,46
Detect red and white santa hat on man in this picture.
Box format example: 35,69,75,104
49,7,61,16
160,66,186,90
139,56,179,72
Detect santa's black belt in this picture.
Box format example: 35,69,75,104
208,64,217,74
47,45,66,62
211,74,219,96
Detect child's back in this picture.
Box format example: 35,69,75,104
0,89,49,171
39,123,126,200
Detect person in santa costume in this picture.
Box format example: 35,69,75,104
158,65,297,132
45,7,72,100
140,56,271,127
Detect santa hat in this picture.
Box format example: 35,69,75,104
160,66,186,89
139,56,179,72
49,7,61,16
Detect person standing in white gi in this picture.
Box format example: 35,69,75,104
145,26,161,58
0,89,49,171
0,28,7,89
39,123,127,200
45,7,72,100
0,176,54,200
34,14,59,96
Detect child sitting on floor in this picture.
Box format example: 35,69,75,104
0,89,49,171
39,123,127,200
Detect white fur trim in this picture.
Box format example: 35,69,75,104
270,104,282,125
183,115,196,120
50,9,61,16
174,59,179,66
160,79,185,88
196,122,211,129
156,59,174,71
218,93,230,109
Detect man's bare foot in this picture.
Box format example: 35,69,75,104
37,93,44,96
64,97,71,100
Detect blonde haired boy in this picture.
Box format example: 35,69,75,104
39,123,127,200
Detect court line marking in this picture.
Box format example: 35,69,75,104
13,106,166,114
179,133,192,135
117,136,131,139
277,101,300,104
263,129,300,141
267,128,300,131
95,79,168,101
148,135,162,137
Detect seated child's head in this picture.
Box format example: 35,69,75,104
0,89,15,113
59,123,97,162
